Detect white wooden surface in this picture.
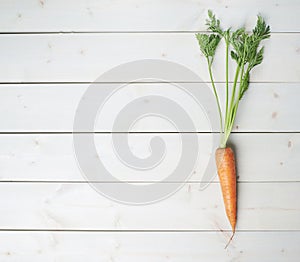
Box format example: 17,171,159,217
0,0,299,32
0,182,299,230
0,33,299,82
0,83,299,132
0,232,299,262
0,1,300,261
0,134,298,182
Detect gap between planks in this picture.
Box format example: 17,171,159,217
0,229,298,233
0,181,299,184
0,81,299,84
0,131,299,134
0,31,297,35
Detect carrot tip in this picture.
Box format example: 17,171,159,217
224,230,235,249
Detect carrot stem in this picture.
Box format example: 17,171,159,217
225,38,229,127
206,57,224,139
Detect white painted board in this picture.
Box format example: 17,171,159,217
0,231,298,261
0,0,299,32
0,133,298,182
0,34,298,82
0,83,299,132
0,182,298,230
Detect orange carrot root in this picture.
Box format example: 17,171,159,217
215,147,237,247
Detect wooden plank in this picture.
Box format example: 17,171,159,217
0,83,299,132
0,133,298,182
0,33,298,82
0,0,299,32
0,182,299,230
0,231,299,261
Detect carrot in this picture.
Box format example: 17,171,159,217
215,147,236,248
196,11,270,248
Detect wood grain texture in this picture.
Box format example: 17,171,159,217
0,33,298,82
0,83,299,132
0,1,299,260
0,231,299,261
0,0,299,32
0,182,298,230
0,133,298,182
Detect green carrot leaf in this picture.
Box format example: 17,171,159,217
230,51,239,62
249,46,265,69
206,10,223,35
253,15,271,40
238,71,250,100
195,11,270,147
195,33,221,59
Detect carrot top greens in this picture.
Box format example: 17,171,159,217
196,10,270,148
